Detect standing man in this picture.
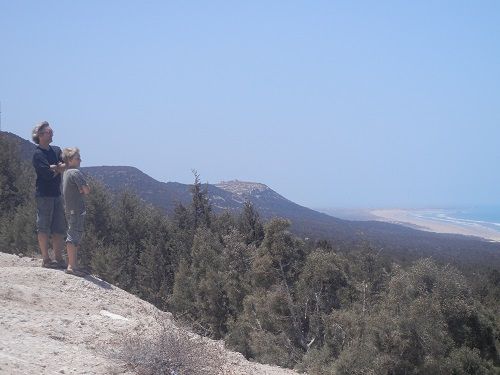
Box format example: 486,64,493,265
32,121,67,268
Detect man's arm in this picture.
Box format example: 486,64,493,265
55,147,66,173
33,152,58,180
53,162,66,175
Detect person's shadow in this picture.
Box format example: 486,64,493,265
84,274,113,290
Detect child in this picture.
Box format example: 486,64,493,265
62,147,90,277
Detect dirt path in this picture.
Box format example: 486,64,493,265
0,252,300,375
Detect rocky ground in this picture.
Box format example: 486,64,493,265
0,252,301,375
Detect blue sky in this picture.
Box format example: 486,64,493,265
1,1,499,208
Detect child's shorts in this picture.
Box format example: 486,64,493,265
66,210,86,245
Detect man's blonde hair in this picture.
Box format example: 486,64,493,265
62,147,80,163
31,121,50,144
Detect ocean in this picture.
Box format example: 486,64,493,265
413,207,500,232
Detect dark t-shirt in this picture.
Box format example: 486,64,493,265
32,145,63,197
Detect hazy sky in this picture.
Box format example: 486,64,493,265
1,1,499,208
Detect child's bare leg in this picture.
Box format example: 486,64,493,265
66,242,78,270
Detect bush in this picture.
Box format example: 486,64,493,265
444,347,498,375
114,313,228,375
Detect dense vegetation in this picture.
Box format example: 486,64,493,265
1,134,499,374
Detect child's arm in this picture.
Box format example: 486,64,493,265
80,185,91,195
74,170,90,195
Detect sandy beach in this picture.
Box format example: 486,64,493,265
371,209,500,242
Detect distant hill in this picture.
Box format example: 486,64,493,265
3,130,500,268
80,165,353,237
2,131,37,161
81,165,196,213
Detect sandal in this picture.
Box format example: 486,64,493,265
65,268,87,277
42,259,59,269
54,259,67,269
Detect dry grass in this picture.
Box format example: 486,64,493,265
113,313,230,375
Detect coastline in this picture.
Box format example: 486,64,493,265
370,209,500,242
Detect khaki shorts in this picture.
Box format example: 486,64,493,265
36,196,67,235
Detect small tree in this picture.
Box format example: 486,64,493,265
238,201,264,246
190,170,211,229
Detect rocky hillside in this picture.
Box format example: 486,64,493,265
0,252,300,375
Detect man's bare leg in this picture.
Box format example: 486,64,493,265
37,232,51,262
52,233,65,262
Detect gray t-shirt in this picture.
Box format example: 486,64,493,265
63,168,88,214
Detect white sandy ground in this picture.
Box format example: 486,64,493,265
0,252,301,375
371,209,500,242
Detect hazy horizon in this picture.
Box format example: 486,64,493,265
1,1,499,208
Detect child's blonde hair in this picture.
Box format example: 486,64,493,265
62,147,80,163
